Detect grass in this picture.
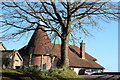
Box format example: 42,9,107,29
1,68,85,80
2,77,32,80
2,69,32,80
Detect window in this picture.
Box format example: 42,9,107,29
43,63,47,70
29,47,35,53
45,47,50,55
15,60,19,62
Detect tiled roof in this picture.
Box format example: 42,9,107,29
69,45,97,61
49,44,104,69
1,50,23,61
19,43,104,69
20,26,51,55
19,26,104,69
0,51,13,59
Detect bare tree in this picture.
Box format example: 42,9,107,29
1,0,119,67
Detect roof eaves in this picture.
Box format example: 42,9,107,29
69,66,104,69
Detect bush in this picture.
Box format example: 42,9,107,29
2,68,85,80
49,68,63,73
63,66,71,71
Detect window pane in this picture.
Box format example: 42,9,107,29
45,47,50,55
43,64,47,70
30,47,35,53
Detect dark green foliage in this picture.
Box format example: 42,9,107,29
2,58,12,69
63,66,71,71
22,65,40,72
2,68,85,80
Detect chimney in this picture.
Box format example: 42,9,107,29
80,40,85,59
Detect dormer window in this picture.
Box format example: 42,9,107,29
45,47,50,55
30,47,35,54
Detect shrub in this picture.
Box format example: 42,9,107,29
63,66,70,71
2,68,85,80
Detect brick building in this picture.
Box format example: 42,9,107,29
19,26,104,74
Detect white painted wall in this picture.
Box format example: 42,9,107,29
13,53,23,69
71,67,81,75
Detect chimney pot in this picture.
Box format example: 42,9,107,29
80,40,85,59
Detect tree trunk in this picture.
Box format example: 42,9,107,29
28,53,32,66
60,35,70,67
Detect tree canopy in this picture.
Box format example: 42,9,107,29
1,1,119,66
1,1,119,40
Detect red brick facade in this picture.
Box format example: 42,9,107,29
19,26,104,70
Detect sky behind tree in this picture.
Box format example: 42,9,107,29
1,20,118,72
0,1,119,72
